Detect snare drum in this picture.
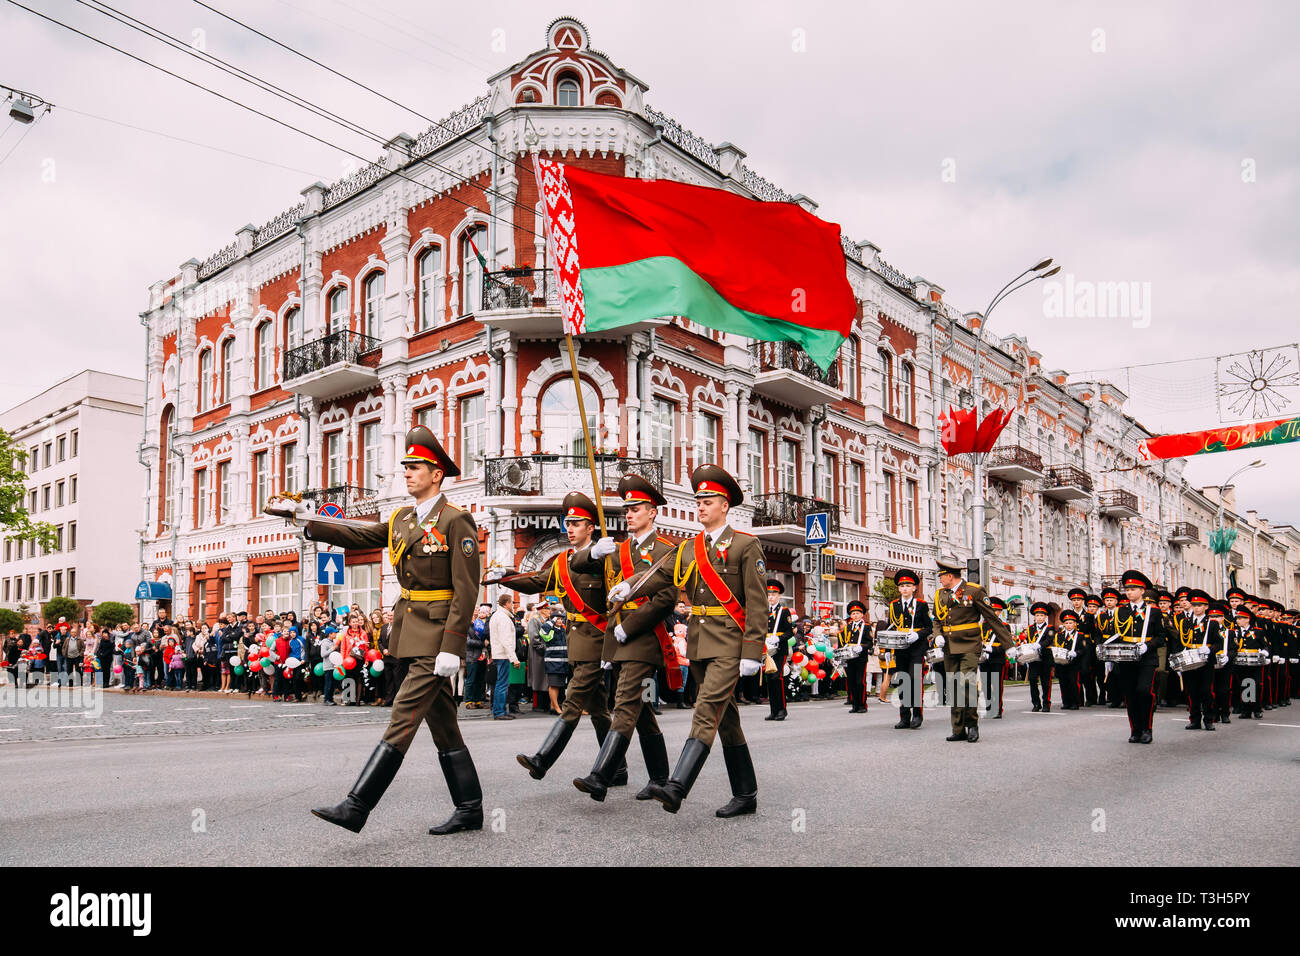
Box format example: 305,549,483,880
1050,645,1072,665
834,644,863,663
1233,650,1266,667
1169,647,1210,673
1014,643,1041,663
924,646,944,665
1095,642,1143,663
874,630,913,650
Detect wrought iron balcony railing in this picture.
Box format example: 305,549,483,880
1097,489,1140,514
1099,575,1122,590
751,342,840,388
283,329,380,382
750,492,840,534
988,445,1044,472
300,485,380,517
481,267,559,312
1167,521,1199,544
484,455,663,498
1044,465,1094,493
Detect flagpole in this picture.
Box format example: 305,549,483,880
564,332,608,536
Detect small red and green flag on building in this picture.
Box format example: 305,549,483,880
533,157,856,371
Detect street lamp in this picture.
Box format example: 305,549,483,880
1215,459,1264,596
970,258,1059,584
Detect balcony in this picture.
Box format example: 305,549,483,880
1227,549,1244,569
1041,465,1093,503
750,342,841,408
1097,489,1141,520
479,267,667,337
749,492,840,545
1259,568,1278,585
1167,521,1199,546
986,445,1044,483
483,454,663,511
300,485,380,518
1100,575,1122,591
282,329,380,399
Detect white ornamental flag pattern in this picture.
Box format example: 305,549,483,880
533,156,586,335
1216,345,1300,422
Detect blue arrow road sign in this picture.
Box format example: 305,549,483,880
317,551,345,586
804,512,828,546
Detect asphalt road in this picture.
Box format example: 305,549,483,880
2,692,1297,866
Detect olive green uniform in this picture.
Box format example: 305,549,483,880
934,579,1012,734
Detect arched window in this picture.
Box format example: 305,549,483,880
556,74,580,107
878,351,892,415
540,378,599,458
327,287,348,335
362,272,384,340
255,321,274,389
460,226,487,316
284,307,302,354
417,246,442,331
197,349,213,412
843,336,858,401
159,405,176,531
900,363,914,422
220,338,234,404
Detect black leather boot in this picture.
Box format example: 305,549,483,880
635,732,669,800
593,724,629,787
311,741,403,833
428,748,483,835
715,743,757,818
573,730,632,802
646,737,709,814
516,718,575,780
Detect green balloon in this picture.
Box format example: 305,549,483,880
369,665,382,678
787,637,795,650
333,667,345,680
233,665,244,676
313,662,325,677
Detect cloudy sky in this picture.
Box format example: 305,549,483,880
2,0,1297,522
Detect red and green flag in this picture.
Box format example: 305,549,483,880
533,157,855,371
466,231,488,271
1138,415,1300,461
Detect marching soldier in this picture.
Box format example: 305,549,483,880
1051,610,1084,709
1024,601,1056,712
1282,608,1298,705
1098,586,1124,708
490,492,626,790
879,568,931,729
1208,602,1233,724
978,595,1013,718
567,475,681,802
1176,590,1222,730
1110,570,1167,744
1265,600,1290,708
1229,607,1270,719
765,581,793,721
1070,590,1102,706
607,465,767,817
933,556,1013,742
840,600,873,713
269,426,484,836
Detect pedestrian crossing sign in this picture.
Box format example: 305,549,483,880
805,512,829,546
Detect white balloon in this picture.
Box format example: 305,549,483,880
266,651,278,663
328,651,342,666
262,663,275,675
371,660,385,673
284,657,301,669
229,655,240,667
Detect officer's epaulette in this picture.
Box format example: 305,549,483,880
655,535,675,546
730,530,757,540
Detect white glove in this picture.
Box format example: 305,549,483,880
481,567,509,585
1217,651,1228,665
1067,650,1077,661
933,635,945,650
614,624,629,644
739,659,762,678
979,651,990,663
591,537,617,559
1137,641,1149,657
600,660,612,670
765,636,779,651
607,581,632,604
1006,646,1019,661
433,652,460,678
265,497,312,524
1260,651,1270,662
905,632,919,645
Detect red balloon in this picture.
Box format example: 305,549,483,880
791,652,804,664
248,647,261,659
813,651,825,663
364,649,380,663
342,655,357,670
815,668,826,679
249,660,263,672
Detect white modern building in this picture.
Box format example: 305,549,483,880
0,370,146,615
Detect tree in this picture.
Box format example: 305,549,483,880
872,577,900,609
92,601,135,630
0,608,24,634
0,429,56,551
42,596,82,624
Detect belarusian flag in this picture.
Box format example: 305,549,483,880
467,232,488,271
533,157,855,371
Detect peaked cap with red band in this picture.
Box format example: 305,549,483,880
617,473,666,507
561,491,599,524
400,425,460,477
691,464,743,506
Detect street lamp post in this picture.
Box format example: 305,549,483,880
1214,459,1264,596
970,259,1060,584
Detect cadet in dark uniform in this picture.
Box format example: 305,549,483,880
1229,607,1269,719
933,556,1013,742
1067,588,1099,706
1098,586,1124,707
1024,601,1055,712
1111,571,1166,744
840,600,873,713
568,475,680,802
1051,609,1084,709
879,568,931,729
765,581,793,721
491,492,625,789
608,465,767,818
1208,603,1233,723
1175,590,1221,730
269,426,484,836
978,595,1012,718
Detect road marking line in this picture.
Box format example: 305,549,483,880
274,714,313,718
0,715,17,719
175,707,210,711
133,720,182,725
113,709,151,714
0,728,20,732
211,717,251,722
1021,711,1066,715
52,724,104,729
229,704,264,709
1255,722,1300,728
